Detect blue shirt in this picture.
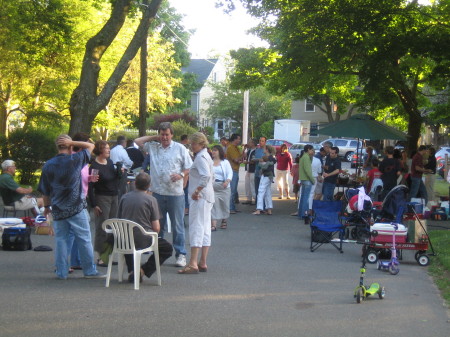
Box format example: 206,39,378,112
254,147,265,178
38,149,90,220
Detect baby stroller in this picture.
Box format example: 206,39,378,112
374,185,408,224
343,187,373,241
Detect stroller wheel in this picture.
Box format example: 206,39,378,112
351,228,357,239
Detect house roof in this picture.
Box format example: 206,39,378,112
182,59,218,92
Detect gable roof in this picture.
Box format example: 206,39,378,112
182,59,218,92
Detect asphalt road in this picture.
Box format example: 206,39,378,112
1,171,449,337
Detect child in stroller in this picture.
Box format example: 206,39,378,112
343,187,373,241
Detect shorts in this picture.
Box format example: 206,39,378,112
14,196,36,211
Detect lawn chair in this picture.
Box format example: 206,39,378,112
310,200,344,253
102,219,161,290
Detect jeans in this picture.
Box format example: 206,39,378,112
152,193,186,256
53,209,97,279
230,170,239,211
67,234,81,267
409,177,428,204
322,181,336,201
298,180,313,218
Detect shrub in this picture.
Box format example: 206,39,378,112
171,120,198,140
151,112,197,128
5,128,58,185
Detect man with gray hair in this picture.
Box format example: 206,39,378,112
135,122,192,267
38,135,104,280
0,160,43,214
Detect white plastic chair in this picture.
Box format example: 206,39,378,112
102,219,161,290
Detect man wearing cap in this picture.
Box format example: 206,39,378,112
38,135,105,280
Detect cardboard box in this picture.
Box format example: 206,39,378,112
406,218,427,243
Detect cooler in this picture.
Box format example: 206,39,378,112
370,223,407,243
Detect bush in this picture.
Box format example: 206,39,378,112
5,128,58,185
171,120,198,140
151,112,197,129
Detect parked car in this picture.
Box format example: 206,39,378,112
288,143,321,159
436,147,450,178
350,148,379,168
320,138,363,162
266,139,293,154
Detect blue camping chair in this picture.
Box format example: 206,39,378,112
310,200,344,253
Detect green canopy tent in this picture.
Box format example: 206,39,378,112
316,114,407,141
317,114,407,173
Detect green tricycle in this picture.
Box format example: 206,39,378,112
354,243,385,303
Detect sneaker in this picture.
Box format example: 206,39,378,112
84,272,107,279
175,255,187,267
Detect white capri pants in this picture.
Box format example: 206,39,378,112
256,176,273,210
189,198,213,247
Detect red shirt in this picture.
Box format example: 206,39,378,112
276,152,293,171
367,167,382,192
411,152,424,178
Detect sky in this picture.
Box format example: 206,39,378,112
169,0,268,58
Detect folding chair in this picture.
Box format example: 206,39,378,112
102,219,161,290
310,200,344,253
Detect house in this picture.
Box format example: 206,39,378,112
182,58,229,139
291,98,340,142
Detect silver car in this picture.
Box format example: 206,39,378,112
320,138,364,162
289,143,321,159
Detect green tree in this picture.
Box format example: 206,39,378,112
0,0,94,135
222,0,450,152
206,81,291,139
68,0,164,135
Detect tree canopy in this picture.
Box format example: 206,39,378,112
223,0,450,151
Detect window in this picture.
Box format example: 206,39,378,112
310,123,318,137
335,140,348,147
350,141,358,147
305,99,315,112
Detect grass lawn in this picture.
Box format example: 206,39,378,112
434,176,449,199
428,230,450,306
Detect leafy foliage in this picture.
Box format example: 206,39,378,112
151,112,197,128
206,81,291,139
224,0,450,150
171,120,198,140
4,128,58,185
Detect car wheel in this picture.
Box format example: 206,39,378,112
345,152,354,162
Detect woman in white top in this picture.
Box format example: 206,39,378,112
210,145,233,230
309,156,322,211
178,132,214,274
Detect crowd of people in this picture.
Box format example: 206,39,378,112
0,123,445,281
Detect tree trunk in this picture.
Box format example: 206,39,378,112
68,0,163,136
139,32,149,137
0,81,12,135
396,86,422,155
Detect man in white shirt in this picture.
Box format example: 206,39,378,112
135,123,193,267
110,135,133,199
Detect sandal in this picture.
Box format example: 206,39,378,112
220,221,227,229
252,211,261,215
211,226,217,232
198,265,208,272
178,265,199,274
